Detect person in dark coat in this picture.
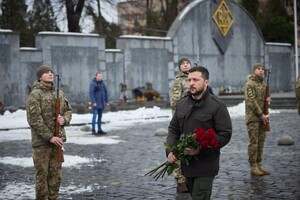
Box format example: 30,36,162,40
0,101,4,115
89,72,109,135
169,56,191,193
166,66,232,200
296,75,300,115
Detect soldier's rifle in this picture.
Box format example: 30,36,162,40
55,73,64,162
263,66,271,132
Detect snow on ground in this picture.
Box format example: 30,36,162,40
0,102,280,199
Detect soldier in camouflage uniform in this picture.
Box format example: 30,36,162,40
296,75,300,115
170,57,191,115
243,63,270,176
26,65,72,199
169,57,191,193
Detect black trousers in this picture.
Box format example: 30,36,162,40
186,176,215,200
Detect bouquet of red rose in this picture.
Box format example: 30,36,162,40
145,128,219,180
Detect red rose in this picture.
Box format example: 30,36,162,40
205,128,216,142
200,140,209,148
146,127,220,180
194,127,205,141
210,138,219,148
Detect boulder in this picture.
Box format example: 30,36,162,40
80,125,91,132
154,128,168,136
278,135,294,145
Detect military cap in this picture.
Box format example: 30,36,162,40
36,65,52,79
253,63,264,72
178,57,191,71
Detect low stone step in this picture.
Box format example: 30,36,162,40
218,96,296,109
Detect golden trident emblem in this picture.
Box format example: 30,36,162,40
212,0,234,37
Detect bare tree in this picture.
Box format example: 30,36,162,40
55,0,116,33
118,0,189,36
86,0,121,48
65,0,85,32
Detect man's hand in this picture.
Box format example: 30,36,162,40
261,114,269,125
186,147,200,156
57,114,65,125
50,136,63,147
167,152,178,164
266,97,271,105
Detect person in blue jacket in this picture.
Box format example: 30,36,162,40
89,72,109,135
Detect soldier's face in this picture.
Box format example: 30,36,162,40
180,61,191,72
254,67,264,78
188,71,208,98
40,70,54,83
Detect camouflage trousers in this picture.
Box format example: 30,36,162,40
247,121,266,166
33,145,62,200
173,161,186,183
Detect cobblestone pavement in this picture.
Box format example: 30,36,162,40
0,110,299,199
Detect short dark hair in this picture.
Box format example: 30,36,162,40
96,72,102,76
188,66,209,80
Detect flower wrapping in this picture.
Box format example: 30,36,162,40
145,128,219,180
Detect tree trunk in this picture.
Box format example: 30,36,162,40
65,0,85,32
96,0,104,35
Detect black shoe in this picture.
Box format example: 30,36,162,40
92,130,96,135
97,130,107,135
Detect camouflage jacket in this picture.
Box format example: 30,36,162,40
26,81,72,147
296,76,300,114
244,75,266,124
169,71,189,113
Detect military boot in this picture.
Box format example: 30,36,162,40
257,163,270,175
177,182,188,193
251,163,264,176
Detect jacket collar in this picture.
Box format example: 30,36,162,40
251,75,263,83
176,71,188,79
188,87,210,107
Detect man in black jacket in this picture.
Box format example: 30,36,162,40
166,66,232,200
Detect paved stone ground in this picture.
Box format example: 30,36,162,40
0,109,299,199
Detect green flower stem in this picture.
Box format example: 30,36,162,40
153,165,167,180
144,161,167,176
156,166,168,180
161,164,168,178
